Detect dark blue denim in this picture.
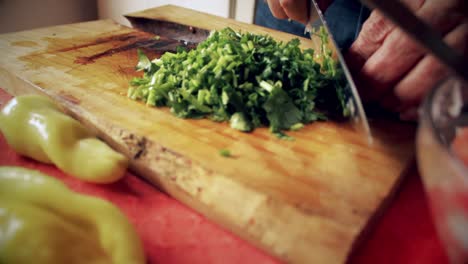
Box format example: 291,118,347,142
254,0,370,50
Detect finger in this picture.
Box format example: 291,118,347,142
399,107,419,121
267,0,289,20
279,0,309,24
394,57,448,110
357,0,465,102
345,10,396,72
394,21,468,108
358,28,424,101
346,0,425,71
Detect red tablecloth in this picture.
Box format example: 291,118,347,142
0,89,449,264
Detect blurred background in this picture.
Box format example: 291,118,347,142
0,0,256,34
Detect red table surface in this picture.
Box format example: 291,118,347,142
0,89,449,264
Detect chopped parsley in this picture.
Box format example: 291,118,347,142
219,149,231,157
128,27,348,138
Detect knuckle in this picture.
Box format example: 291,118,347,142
358,11,394,46
361,57,390,85
394,57,447,104
279,0,295,9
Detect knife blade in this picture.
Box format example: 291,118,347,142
125,16,210,44
360,0,468,82
306,0,373,143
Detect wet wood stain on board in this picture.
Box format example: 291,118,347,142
14,27,198,99
70,32,196,65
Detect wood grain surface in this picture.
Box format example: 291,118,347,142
0,5,415,263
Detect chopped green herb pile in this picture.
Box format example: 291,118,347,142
128,27,348,138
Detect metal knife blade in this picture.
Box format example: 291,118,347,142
125,16,210,44
306,0,373,143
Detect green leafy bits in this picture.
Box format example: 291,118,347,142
128,27,348,137
219,149,232,158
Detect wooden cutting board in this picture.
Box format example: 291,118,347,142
0,5,415,263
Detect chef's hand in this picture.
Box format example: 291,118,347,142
346,0,468,120
266,0,333,24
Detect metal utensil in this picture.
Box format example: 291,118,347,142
306,0,373,143
125,16,210,44
360,0,468,82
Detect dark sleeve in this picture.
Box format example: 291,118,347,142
253,0,370,50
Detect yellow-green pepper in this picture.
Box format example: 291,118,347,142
0,166,145,264
0,95,128,183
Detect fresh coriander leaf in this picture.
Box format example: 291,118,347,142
230,112,252,132
219,149,231,157
263,86,302,132
135,49,152,71
290,123,304,131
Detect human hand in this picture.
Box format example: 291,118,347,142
346,0,468,120
266,0,333,24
